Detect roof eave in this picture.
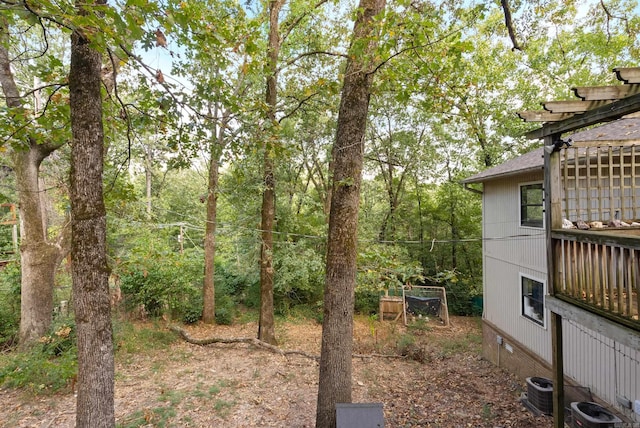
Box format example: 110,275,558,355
462,166,544,184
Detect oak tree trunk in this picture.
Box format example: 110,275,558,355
315,0,385,426
203,132,221,324
14,149,67,346
69,2,114,425
258,0,284,345
0,22,67,347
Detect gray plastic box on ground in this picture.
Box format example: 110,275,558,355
336,403,384,428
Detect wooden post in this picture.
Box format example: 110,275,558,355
551,312,564,428
12,224,18,253
544,135,565,428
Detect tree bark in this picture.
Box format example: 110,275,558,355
202,148,219,324
315,0,385,426
202,102,226,324
69,1,114,425
14,149,67,346
258,0,284,346
0,19,68,347
145,145,152,218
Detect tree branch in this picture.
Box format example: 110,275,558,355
280,0,330,45
280,50,348,71
170,325,406,361
278,91,317,122
500,0,522,51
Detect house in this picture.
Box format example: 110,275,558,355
463,114,640,424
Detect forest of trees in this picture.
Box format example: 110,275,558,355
0,0,638,426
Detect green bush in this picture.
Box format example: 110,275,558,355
215,294,235,325
0,317,77,394
118,246,204,322
354,289,379,315
182,296,203,324
272,244,324,315
442,278,481,316
113,319,177,355
425,270,481,316
241,282,261,309
0,261,21,349
214,262,254,298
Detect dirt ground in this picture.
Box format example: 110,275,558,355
0,315,553,428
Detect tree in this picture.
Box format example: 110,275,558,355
203,98,235,323
315,0,385,426
257,0,341,343
0,16,70,347
257,0,287,344
68,0,114,425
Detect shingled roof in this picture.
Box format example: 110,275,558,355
462,116,640,184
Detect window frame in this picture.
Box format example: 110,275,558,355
520,273,546,328
519,182,544,229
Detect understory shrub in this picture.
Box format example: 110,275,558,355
355,244,424,316
355,289,379,315
113,319,177,355
0,316,77,394
0,261,21,349
418,270,482,316
441,276,482,316
272,244,324,316
215,294,235,325
232,241,325,316
118,246,203,323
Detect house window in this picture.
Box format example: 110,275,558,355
521,275,544,326
520,183,543,228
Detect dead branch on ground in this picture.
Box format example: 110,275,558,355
170,325,406,362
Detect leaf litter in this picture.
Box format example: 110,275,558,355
0,316,552,427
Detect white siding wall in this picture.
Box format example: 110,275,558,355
562,319,640,421
482,172,640,420
482,173,550,361
563,320,616,402
617,342,640,414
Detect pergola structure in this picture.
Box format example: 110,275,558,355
518,67,640,428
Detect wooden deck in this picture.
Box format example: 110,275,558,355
551,228,640,331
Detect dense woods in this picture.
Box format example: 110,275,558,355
0,0,638,426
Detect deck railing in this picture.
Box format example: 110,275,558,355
552,228,640,331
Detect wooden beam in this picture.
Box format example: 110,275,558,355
526,92,640,139
551,312,564,428
517,111,573,122
572,84,640,101
541,100,612,113
545,135,566,428
614,67,640,84
546,295,640,350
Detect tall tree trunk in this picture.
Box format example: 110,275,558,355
69,1,114,425
14,149,66,346
203,106,225,324
315,0,385,426
0,20,67,347
445,158,457,269
145,145,152,218
415,179,427,271
258,0,284,345
202,150,219,324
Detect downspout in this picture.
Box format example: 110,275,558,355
463,182,483,195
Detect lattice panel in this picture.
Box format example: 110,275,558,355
560,145,640,223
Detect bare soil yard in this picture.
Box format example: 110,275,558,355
0,315,552,427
